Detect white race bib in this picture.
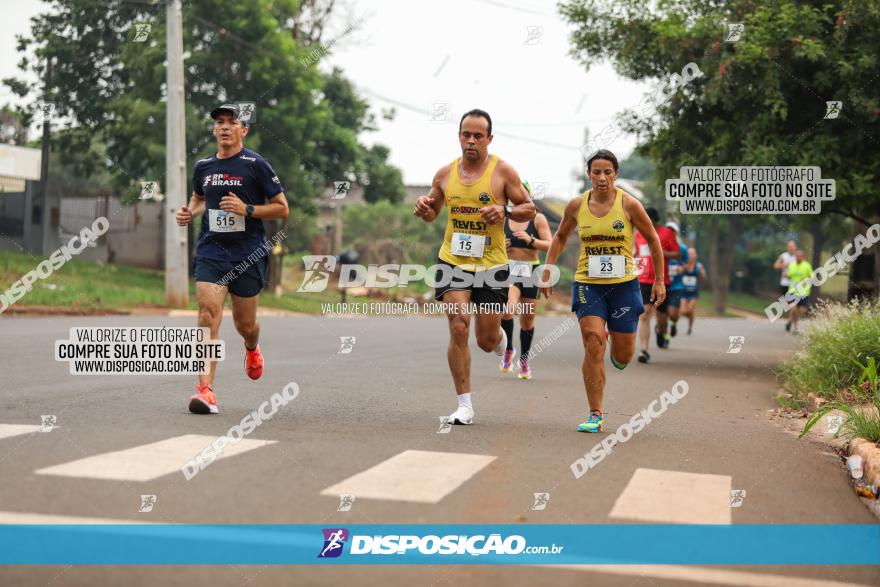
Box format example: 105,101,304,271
451,232,485,258
682,275,698,287
209,209,245,233
509,260,533,278
588,255,625,279
638,243,650,257
668,264,682,277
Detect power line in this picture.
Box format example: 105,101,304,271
359,88,581,152
472,0,553,17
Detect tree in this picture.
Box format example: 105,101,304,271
343,200,446,266
0,106,28,146
560,0,880,306
360,144,405,204
4,0,404,280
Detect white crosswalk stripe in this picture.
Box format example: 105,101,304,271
34,434,276,482
321,449,496,504
610,468,733,524
536,565,876,587
0,511,153,524
0,424,44,441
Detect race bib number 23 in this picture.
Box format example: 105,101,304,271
588,255,625,279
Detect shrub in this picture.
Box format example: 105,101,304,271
778,298,880,404
801,356,880,443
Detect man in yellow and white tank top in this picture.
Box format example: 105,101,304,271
541,150,666,433
413,109,535,425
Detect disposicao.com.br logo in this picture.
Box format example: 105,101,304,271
317,528,563,558
297,256,561,292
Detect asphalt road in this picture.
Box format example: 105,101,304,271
0,312,877,586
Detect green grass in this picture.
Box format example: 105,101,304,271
725,291,774,315
778,298,880,405
695,295,740,318
0,249,372,314
800,356,880,443
1,249,172,311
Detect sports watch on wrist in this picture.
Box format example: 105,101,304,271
504,204,513,217
245,204,255,217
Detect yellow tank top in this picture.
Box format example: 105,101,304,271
574,187,635,284
438,155,508,271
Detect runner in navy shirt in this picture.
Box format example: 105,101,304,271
192,147,283,262
176,104,289,415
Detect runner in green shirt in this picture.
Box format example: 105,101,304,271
786,250,813,334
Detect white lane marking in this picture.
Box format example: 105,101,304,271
320,449,496,504
0,511,153,524
536,565,876,587
610,468,733,524
34,434,276,482
0,424,43,441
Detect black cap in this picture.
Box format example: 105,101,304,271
210,104,242,121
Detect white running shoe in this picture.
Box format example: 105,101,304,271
448,405,475,425
493,327,507,356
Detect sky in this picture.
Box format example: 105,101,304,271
2,0,653,198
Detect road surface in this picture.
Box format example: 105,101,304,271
0,313,876,586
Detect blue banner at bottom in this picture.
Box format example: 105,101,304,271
1,524,878,565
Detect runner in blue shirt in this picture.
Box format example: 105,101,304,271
664,221,689,340
176,104,289,414
681,247,706,335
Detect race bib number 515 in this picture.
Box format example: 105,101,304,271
209,209,245,233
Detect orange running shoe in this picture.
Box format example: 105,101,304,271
188,384,218,414
245,345,264,380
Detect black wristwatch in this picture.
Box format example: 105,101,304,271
504,204,513,217
245,204,255,217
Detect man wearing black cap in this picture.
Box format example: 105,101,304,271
176,104,289,414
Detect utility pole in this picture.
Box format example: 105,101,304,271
334,202,343,255
165,0,188,306
38,58,54,255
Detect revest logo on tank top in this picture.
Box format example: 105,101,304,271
478,192,490,204
203,172,244,187
612,219,625,231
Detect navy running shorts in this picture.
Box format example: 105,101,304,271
194,255,268,298
571,279,645,333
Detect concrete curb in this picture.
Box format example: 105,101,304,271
802,394,880,487
849,438,880,487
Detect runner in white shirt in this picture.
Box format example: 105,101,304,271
772,240,797,332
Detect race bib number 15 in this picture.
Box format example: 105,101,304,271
452,233,485,258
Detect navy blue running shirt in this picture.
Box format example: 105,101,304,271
192,148,284,262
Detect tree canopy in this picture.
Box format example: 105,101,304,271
5,0,405,211
560,0,879,226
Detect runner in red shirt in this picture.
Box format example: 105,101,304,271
634,208,681,363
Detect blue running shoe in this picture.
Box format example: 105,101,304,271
578,409,604,433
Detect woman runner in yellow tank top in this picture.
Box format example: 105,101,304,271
541,150,666,433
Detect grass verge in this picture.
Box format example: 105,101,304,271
778,298,880,406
